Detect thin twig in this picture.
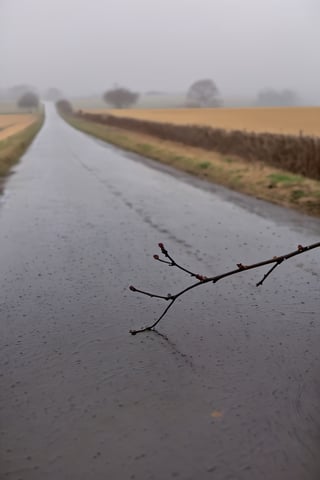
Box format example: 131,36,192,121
129,241,320,335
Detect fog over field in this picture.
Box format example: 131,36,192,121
1,0,320,103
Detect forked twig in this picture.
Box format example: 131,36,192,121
129,241,320,335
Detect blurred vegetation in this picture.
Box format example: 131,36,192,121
73,110,320,181
59,111,320,217
56,99,73,115
103,87,139,109
0,110,44,182
256,88,299,107
186,79,222,107
17,92,40,111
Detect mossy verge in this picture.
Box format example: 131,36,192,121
0,110,45,183
61,113,320,217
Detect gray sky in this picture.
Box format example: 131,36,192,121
1,0,320,100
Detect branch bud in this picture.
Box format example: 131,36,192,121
153,254,159,260
158,242,167,255
297,244,304,252
195,274,207,281
237,263,245,270
129,285,136,292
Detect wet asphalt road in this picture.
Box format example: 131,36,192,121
1,104,320,480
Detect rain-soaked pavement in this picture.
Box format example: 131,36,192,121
1,104,320,480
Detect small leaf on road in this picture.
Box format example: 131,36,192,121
211,410,223,418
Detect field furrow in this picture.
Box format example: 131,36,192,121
87,107,320,137
0,114,37,141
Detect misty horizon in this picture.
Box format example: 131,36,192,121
1,0,320,104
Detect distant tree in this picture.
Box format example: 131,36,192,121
256,88,299,107
45,87,63,102
56,99,73,114
103,87,139,109
17,91,39,110
186,79,221,107
8,84,37,101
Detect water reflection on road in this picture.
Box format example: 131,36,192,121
1,104,320,480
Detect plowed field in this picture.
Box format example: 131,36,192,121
87,107,320,137
0,114,37,141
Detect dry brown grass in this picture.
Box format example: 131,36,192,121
0,112,44,181
62,113,320,217
75,111,320,180
0,114,37,141
87,107,320,137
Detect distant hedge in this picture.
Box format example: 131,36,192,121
74,111,320,181
56,99,73,114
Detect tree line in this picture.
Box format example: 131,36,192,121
100,81,300,109
101,79,221,109
8,81,301,112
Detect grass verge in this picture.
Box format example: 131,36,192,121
0,110,45,185
62,113,320,217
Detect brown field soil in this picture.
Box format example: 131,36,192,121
0,112,44,182
63,114,320,218
0,114,38,141
86,107,320,137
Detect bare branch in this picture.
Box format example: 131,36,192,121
129,241,320,335
256,259,283,286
